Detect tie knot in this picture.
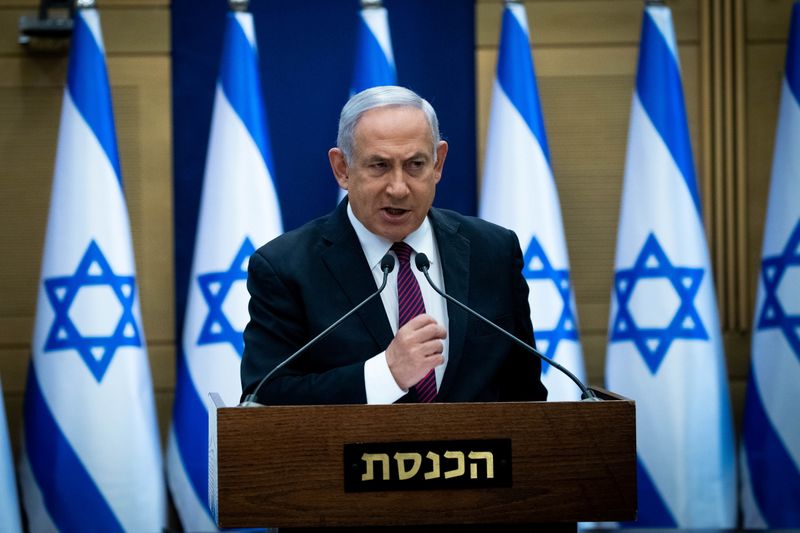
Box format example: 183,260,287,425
391,241,413,265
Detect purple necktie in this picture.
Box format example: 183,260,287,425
391,242,437,403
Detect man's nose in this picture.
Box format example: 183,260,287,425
386,170,410,197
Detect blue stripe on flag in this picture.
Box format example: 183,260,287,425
23,362,124,532
743,372,800,526
219,14,275,179
787,2,800,105
496,6,551,163
623,457,677,527
0,377,22,533
636,11,701,215
173,349,213,517
351,14,396,93
67,12,122,183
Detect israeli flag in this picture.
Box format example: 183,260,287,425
19,7,165,532
479,2,586,401
1,378,22,533
166,10,283,531
740,2,800,527
605,5,735,527
338,0,396,202
351,0,396,94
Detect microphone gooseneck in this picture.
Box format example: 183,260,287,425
414,253,599,401
239,253,396,407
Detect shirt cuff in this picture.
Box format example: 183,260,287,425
364,351,407,404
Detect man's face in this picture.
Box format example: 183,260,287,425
329,106,448,243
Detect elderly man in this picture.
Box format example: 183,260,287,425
241,86,546,405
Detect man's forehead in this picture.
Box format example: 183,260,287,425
353,107,432,148
355,106,429,133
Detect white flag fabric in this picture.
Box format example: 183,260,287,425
740,2,800,527
166,11,283,531
338,1,397,203
19,8,165,532
0,378,22,533
605,4,735,527
479,2,586,401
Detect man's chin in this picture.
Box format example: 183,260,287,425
373,222,416,243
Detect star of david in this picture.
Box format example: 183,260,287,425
522,236,579,374
196,237,255,357
610,233,708,374
43,240,142,382
757,220,800,358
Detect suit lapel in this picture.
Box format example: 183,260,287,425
319,204,471,399
320,201,394,351
429,209,470,400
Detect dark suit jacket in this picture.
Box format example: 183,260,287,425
241,200,547,404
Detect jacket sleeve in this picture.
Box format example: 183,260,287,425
240,249,368,405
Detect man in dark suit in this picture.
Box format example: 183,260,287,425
241,86,546,405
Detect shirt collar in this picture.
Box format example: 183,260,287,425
347,202,437,270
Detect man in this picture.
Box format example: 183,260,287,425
241,86,546,405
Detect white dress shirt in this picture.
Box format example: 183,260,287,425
347,204,450,404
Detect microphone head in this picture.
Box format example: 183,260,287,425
380,253,396,273
415,252,431,272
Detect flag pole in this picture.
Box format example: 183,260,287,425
229,0,247,11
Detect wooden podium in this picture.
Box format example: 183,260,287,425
209,389,635,529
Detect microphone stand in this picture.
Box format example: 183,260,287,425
415,254,599,401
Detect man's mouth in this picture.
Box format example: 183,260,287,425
384,207,409,216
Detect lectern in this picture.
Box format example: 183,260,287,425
209,388,635,529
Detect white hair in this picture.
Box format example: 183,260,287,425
336,86,441,164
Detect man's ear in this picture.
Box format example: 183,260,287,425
328,148,349,190
433,141,448,183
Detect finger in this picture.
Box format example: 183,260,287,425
422,353,445,369
404,313,437,329
418,339,445,357
412,323,447,342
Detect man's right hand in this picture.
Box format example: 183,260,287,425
385,314,447,391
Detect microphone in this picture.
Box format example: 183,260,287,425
414,253,599,401
239,253,396,407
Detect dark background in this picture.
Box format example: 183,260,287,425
172,0,476,336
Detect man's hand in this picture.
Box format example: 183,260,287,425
386,314,447,390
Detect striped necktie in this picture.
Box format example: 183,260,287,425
391,241,437,402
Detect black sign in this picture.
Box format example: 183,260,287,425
343,439,512,492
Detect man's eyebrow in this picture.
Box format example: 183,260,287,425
360,152,430,163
